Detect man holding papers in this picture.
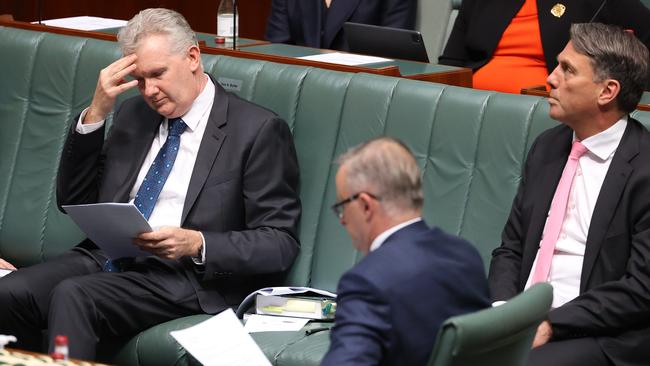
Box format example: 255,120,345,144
321,137,489,365
0,8,300,360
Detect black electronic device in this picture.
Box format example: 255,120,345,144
343,22,430,63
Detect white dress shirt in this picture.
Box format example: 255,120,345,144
524,117,627,308
369,217,423,252
76,75,215,262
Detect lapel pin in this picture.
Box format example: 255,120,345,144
551,3,566,18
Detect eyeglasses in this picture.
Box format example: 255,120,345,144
331,192,380,219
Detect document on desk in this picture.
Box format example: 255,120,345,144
33,16,128,31
297,52,392,66
171,309,271,366
62,203,151,260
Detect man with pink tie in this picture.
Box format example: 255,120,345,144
489,23,650,366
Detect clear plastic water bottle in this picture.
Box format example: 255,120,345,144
217,0,239,42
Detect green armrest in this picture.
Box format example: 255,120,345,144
428,283,553,366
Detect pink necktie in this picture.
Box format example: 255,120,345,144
532,141,588,284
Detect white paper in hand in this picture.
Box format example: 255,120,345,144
171,309,271,366
0,269,14,278
62,203,151,259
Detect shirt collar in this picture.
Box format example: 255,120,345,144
168,75,214,132
369,217,423,252
576,116,627,161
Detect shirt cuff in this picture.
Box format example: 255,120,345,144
492,301,507,307
191,232,206,266
75,107,105,134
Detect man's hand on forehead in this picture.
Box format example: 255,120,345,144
115,53,138,84
83,54,139,124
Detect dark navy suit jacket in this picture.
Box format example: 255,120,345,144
265,0,416,51
321,221,490,366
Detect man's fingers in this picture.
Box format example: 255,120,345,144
113,63,138,84
0,258,16,271
137,230,168,241
107,53,137,74
116,79,139,94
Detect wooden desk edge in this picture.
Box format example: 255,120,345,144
4,348,109,365
407,67,472,88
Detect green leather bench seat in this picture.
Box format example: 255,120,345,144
2,25,650,365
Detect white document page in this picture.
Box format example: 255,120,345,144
62,203,152,259
244,314,309,333
34,16,127,31
0,269,14,278
171,309,271,366
297,52,392,66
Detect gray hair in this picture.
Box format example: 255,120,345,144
338,137,423,214
117,8,198,56
570,23,649,114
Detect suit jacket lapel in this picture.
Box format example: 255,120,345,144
522,129,572,281
301,0,322,48
581,121,638,290
181,83,228,223
113,111,162,202
323,0,360,48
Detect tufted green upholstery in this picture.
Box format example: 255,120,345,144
2,25,650,365
427,283,552,366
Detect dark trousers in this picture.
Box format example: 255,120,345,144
529,337,613,366
0,249,203,360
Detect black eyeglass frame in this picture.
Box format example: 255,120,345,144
331,192,380,219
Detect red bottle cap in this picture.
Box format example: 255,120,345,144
51,352,65,360
54,335,68,346
215,36,226,44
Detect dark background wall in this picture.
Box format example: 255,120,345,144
0,0,272,39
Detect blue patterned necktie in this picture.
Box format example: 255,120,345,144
103,117,187,272
133,117,187,220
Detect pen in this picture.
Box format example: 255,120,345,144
305,326,330,336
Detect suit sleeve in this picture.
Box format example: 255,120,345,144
56,113,109,210
321,271,391,366
379,0,417,29
488,136,542,302
438,0,474,67
201,116,301,278
265,0,292,43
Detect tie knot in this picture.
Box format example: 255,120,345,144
569,141,588,159
168,118,187,137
